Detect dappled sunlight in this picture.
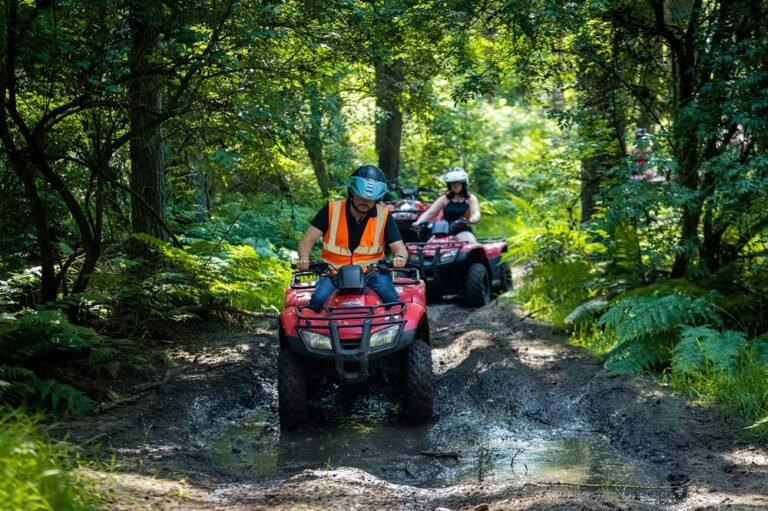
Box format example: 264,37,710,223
516,342,562,368
432,329,494,373
82,469,206,511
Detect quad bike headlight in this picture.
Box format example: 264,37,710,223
437,248,458,264
301,331,332,351
370,325,400,348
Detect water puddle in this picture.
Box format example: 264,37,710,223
203,391,667,489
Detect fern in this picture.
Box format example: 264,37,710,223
564,299,609,327
0,309,129,413
130,234,292,314
672,326,747,375
592,294,721,374
604,337,665,375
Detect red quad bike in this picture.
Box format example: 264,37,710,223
384,185,432,242
406,220,510,307
278,261,433,430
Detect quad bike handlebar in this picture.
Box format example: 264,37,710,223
411,218,477,232
290,259,420,289
297,260,393,275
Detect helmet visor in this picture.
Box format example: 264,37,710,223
348,176,388,201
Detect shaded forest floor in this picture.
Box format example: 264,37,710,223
61,300,768,510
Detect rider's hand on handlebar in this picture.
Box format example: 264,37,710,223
392,255,407,269
297,257,310,271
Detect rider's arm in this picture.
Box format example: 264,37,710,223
297,225,323,270
414,196,447,225
389,240,408,268
468,194,481,223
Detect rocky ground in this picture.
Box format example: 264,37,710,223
63,300,768,510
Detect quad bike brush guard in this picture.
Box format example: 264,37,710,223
278,262,433,430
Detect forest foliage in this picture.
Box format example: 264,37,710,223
1,0,767,437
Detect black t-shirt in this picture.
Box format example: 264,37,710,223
310,201,402,252
444,200,470,222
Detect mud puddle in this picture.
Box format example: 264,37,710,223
201,389,667,490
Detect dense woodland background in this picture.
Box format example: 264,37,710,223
1,0,768,505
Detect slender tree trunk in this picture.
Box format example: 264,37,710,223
669,2,702,277
576,59,623,224
14,162,59,301
129,1,167,256
303,89,329,198
374,58,404,183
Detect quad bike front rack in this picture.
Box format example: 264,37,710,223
295,303,407,381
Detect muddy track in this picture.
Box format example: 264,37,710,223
64,301,768,510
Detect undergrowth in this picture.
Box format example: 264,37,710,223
508,218,768,439
0,408,102,510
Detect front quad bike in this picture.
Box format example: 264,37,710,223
278,262,432,430
406,220,510,307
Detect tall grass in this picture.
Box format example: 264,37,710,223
0,409,101,511
666,348,768,440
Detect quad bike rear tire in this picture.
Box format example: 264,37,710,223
402,339,433,423
278,349,307,430
466,262,491,307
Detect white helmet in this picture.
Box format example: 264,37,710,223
443,167,469,185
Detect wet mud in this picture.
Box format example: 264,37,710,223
64,301,768,510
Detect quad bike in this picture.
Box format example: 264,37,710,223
406,220,510,307
384,184,432,242
278,261,433,430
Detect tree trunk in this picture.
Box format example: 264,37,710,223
129,1,167,256
576,59,624,224
669,2,702,277
303,89,329,198
15,162,59,302
374,58,404,183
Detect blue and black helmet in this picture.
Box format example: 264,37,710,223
347,165,388,201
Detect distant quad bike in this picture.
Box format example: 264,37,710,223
278,261,433,430
406,220,510,307
384,184,432,242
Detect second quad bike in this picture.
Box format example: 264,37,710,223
384,184,432,242
406,220,510,307
277,261,433,430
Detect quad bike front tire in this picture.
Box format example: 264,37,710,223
466,262,491,307
278,349,307,430
402,339,433,423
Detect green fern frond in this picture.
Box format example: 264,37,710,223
38,379,94,414
673,326,747,375
565,299,609,326
597,294,719,343
671,335,706,374
604,336,666,375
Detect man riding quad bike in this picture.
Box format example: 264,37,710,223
278,261,432,430
283,165,432,430
407,219,510,307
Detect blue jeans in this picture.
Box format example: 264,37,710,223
309,272,400,310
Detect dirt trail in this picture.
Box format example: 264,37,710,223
64,301,768,510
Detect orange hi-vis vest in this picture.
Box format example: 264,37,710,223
321,199,388,268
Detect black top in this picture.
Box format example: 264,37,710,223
310,201,402,252
443,200,470,222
